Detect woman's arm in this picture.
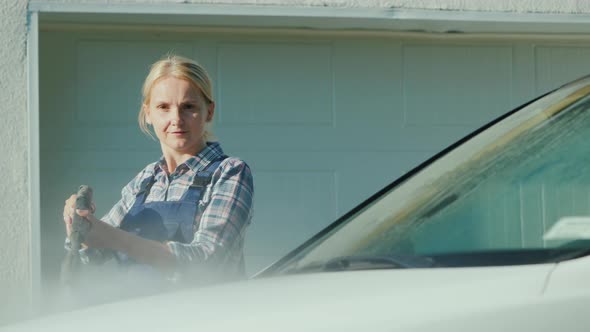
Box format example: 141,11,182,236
167,158,254,273
83,215,178,273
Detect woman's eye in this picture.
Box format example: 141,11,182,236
183,104,198,112
157,104,169,111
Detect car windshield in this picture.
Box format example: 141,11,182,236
269,76,590,274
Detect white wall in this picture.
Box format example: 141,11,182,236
32,0,590,14
0,0,32,326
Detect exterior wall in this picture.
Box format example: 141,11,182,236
0,0,32,326
32,0,590,14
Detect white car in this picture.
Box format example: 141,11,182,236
5,76,590,331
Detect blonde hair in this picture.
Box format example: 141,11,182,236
139,55,215,141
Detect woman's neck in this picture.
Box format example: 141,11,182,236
163,154,190,174
161,143,207,174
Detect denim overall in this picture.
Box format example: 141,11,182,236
115,157,226,281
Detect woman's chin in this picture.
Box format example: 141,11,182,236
164,141,203,155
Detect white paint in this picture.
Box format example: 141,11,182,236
546,252,590,295
0,0,32,326
0,261,576,332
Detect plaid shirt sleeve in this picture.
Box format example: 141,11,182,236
167,157,254,274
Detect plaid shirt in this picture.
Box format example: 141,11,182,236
98,142,254,278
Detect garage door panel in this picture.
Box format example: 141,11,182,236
404,45,513,126
334,150,435,213
216,42,334,126
76,40,193,126
333,41,403,128
245,169,337,273
240,150,431,215
40,30,88,155
216,125,473,152
41,150,159,216
535,46,590,94
55,125,154,151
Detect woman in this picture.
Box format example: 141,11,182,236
62,55,254,286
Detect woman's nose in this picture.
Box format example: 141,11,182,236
170,107,182,124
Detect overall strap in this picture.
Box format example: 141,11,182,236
181,156,228,202
133,173,157,207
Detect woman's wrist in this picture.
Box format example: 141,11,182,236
84,217,109,249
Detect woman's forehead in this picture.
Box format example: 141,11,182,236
150,76,204,100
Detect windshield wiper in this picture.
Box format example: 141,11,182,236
285,254,436,274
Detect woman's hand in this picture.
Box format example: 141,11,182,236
62,194,96,238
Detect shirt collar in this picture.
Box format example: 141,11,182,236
155,141,225,174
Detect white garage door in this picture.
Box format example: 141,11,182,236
39,28,590,284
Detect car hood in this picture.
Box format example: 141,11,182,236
3,262,589,332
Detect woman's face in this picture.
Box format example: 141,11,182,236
144,76,213,158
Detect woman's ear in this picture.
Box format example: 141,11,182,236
143,104,152,125
206,101,215,123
